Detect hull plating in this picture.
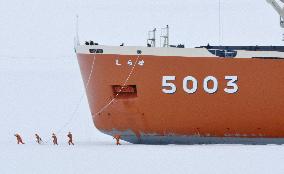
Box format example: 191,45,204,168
77,53,284,144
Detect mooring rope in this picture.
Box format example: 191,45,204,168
94,55,140,116
56,54,96,134
2,53,140,135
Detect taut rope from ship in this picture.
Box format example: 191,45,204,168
95,55,140,116
58,54,140,134
1,53,139,134
56,54,96,134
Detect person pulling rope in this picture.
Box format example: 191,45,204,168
67,132,74,145
14,133,25,144
35,133,43,144
52,133,58,145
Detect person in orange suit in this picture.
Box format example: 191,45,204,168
67,132,74,145
35,133,43,144
113,134,121,145
52,133,58,145
14,134,25,144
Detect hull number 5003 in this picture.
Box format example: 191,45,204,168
162,76,238,94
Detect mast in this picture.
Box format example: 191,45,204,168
266,0,284,40
160,25,169,47
75,15,80,46
147,28,156,47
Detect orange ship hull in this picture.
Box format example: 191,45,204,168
77,51,284,144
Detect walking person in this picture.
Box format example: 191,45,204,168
52,133,58,145
67,132,74,145
14,133,25,144
35,133,43,144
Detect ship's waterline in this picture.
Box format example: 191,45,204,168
101,130,284,145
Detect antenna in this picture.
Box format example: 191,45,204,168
75,15,80,46
160,25,169,47
218,0,222,45
147,28,156,47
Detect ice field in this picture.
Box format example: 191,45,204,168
1,57,284,174
1,0,284,173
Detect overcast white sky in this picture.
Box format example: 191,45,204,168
2,4,284,173
0,0,283,57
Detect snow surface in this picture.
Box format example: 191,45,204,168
1,51,284,174
2,143,284,174
1,0,284,173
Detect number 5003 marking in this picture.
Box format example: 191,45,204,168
162,76,238,94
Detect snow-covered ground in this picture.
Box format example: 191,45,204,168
1,0,284,173
1,56,284,174
3,143,284,174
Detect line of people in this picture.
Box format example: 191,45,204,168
15,133,122,145
14,132,74,145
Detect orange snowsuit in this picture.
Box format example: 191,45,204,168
35,134,43,144
67,132,74,145
52,133,58,145
14,134,25,144
113,135,121,145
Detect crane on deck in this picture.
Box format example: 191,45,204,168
266,0,284,40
